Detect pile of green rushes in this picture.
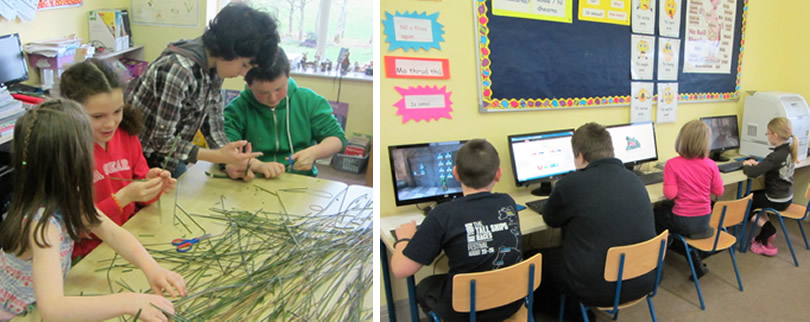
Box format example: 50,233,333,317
102,185,373,321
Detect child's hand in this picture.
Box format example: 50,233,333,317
121,177,164,204
290,147,318,171
218,140,263,164
743,159,759,166
145,168,176,195
224,162,254,181
130,293,174,322
144,266,187,298
252,161,286,179
395,221,417,240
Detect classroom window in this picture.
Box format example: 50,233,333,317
214,0,372,68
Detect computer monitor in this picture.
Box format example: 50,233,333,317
0,33,29,87
507,129,577,196
605,121,658,168
388,140,467,207
700,115,740,161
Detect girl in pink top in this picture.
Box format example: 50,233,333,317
655,120,724,277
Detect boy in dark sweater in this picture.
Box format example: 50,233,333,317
534,122,657,317
390,139,523,321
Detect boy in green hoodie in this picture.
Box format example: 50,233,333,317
223,48,346,179
128,3,279,178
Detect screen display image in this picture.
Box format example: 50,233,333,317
702,115,740,151
508,130,576,186
0,33,29,86
606,122,658,166
388,140,467,206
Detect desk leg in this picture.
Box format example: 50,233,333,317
380,240,397,322
737,181,743,199
407,276,419,322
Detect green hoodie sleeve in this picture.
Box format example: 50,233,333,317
223,98,246,143
310,96,347,149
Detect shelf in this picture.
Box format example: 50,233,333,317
94,45,144,60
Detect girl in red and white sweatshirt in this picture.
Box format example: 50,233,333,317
60,59,176,260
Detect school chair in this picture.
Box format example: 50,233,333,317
429,253,542,322
743,183,810,267
559,230,669,322
675,194,752,310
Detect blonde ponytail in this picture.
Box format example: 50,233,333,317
789,134,799,163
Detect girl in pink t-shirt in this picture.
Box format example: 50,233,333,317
654,120,724,277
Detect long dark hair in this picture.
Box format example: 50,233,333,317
0,99,101,256
60,58,143,135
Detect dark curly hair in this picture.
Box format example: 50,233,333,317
203,3,280,68
60,58,143,135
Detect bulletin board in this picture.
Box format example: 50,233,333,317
475,0,748,112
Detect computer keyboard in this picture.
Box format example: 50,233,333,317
638,172,664,185
718,160,744,173
526,199,547,215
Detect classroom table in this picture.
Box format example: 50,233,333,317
15,161,373,321
378,158,799,322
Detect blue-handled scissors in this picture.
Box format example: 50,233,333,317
172,233,214,253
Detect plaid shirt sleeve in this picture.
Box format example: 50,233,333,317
130,56,201,171
199,78,231,150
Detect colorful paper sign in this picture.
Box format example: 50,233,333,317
383,11,445,52
384,56,450,79
656,82,678,123
631,0,656,34
631,82,654,122
659,0,681,38
578,0,630,25
393,86,453,123
657,37,681,80
492,0,573,23
631,34,655,80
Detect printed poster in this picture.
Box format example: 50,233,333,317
656,82,678,123
683,0,737,74
631,82,654,122
631,34,655,80
658,0,681,38
492,0,573,23
578,0,630,26
631,0,656,34
657,37,680,80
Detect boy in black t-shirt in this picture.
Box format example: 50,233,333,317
390,139,523,321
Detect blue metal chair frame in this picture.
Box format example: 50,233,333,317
558,237,668,322
675,198,751,310
429,263,537,322
742,205,810,267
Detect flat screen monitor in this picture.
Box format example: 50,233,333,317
0,33,29,87
507,129,576,196
605,121,658,167
388,140,467,207
700,115,740,161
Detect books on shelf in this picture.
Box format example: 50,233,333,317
344,134,371,156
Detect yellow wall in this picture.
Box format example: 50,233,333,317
0,0,372,138
380,0,810,218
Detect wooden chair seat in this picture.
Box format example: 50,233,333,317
764,203,807,220
559,230,668,322
684,231,737,252
676,193,751,310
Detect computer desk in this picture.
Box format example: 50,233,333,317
380,157,810,321
15,161,373,321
